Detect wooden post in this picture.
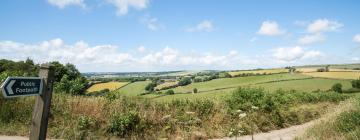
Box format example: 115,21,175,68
30,64,54,140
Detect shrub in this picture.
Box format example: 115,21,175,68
166,90,175,95
336,110,360,133
193,88,198,93
317,68,326,72
226,87,265,111
343,88,360,93
108,111,141,137
178,77,192,86
351,79,360,89
331,83,343,93
145,82,157,92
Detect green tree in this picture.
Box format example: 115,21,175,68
193,88,198,93
166,90,175,95
332,83,343,93
178,77,192,86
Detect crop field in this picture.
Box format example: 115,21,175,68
155,81,178,90
302,72,360,80
297,68,360,73
116,81,150,96
86,81,129,92
228,69,288,76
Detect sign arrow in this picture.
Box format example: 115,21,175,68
6,80,15,95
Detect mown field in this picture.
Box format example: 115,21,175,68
302,72,360,80
86,81,129,92
228,69,288,76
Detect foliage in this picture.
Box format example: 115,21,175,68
332,83,343,93
193,88,198,93
107,111,141,137
145,82,157,92
178,77,192,86
336,110,360,133
166,90,175,95
351,79,360,89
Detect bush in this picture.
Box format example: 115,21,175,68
108,111,141,137
317,68,326,72
351,79,360,88
166,90,175,95
336,110,360,133
193,88,198,93
178,77,192,86
226,87,265,111
145,82,157,92
332,83,343,93
343,88,360,93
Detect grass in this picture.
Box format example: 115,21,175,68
302,72,360,80
151,77,352,102
86,81,129,92
298,95,360,140
228,69,288,76
116,81,150,96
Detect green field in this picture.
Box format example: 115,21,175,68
116,81,150,96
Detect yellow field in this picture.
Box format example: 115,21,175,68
297,68,360,73
86,82,129,92
155,81,178,90
302,72,360,80
228,69,288,76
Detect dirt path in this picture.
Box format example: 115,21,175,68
213,119,318,140
0,136,27,140
213,99,354,140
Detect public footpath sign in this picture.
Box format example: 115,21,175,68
1,77,43,98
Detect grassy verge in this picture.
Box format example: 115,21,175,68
297,94,360,140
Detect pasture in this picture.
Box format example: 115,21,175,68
302,72,360,80
86,81,129,92
116,81,150,96
228,69,288,76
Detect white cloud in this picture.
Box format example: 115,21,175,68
47,0,86,9
352,57,360,62
140,15,165,31
257,21,286,36
273,46,324,62
353,34,360,43
186,20,214,32
298,33,325,45
106,0,149,16
250,37,257,42
307,19,343,33
137,46,146,53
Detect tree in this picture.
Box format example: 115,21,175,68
145,82,157,92
351,79,360,89
193,88,198,93
166,90,175,95
332,83,343,93
178,77,192,86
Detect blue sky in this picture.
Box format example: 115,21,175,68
0,0,360,72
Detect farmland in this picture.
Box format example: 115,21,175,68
86,81,129,93
302,71,360,80
228,68,288,76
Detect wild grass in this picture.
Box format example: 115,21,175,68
0,87,351,139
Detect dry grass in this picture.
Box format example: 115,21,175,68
297,98,356,140
86,81,129,92
228,69,288,76
302,72,360,80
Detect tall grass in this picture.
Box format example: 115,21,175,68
0,87,351,139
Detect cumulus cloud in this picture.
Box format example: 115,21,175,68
140,15,165,31
353,34,360,43
258,21,286,36
107,0,149,16
273,46,324,62
186,20,214,32
137,46,146,53
307,19,343,33
298,33,325,45
47,0,86,9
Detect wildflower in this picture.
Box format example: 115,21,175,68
239,113,247,119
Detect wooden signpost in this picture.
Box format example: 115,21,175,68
0,64,54,140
